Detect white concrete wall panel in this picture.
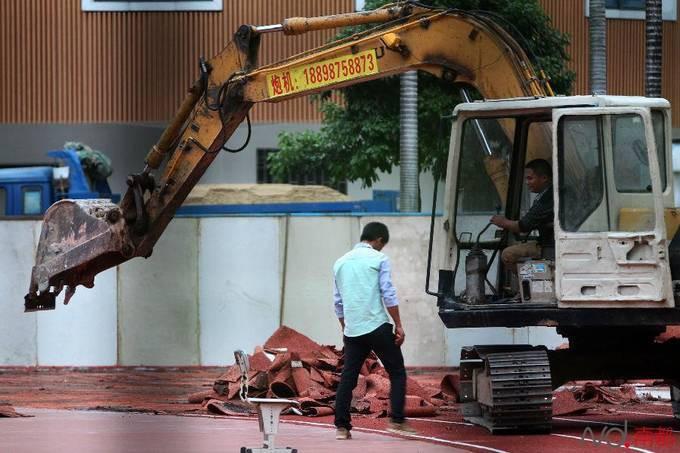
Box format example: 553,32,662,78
198,217,282,365
118,219,200,365
282,217,357,347
362,216,446,366
37,268,117,366
528,327,566,349
0,221,38,365
0,216,571,366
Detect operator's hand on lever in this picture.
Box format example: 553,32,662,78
490,215,508,229
490,215,521,234
490,205,509,229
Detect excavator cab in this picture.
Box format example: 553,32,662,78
437,95,674,312
433,96,680,432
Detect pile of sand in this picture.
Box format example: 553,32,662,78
184,184,348,205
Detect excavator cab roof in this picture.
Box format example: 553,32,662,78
454,95,671,117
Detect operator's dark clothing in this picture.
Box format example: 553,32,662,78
518,185,554,247
334,322,406,430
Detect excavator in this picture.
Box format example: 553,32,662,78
23,1,680,433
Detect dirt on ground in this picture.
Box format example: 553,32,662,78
1,366,678,447
0,366,452,416
0,367,461,434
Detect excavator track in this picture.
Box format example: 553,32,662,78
460,347,552,433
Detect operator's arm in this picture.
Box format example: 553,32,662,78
379,257,404,346
517,190,554,234
334,279,345,331
491,190,554,234
490,215,521,233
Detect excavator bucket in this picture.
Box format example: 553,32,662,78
25,199,135,312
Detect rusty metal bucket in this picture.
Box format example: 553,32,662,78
25,199,135,312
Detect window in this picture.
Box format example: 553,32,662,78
652,110,667,191
606,0,644,9
586,0,677,20
611,112,666,193
256,148,347,194
0,188,6,215
558,116,606,232
256,149,275,184
22,188,42,215
456,118,514,214
612,115,654,193
559,113,660,233
82,0,222,12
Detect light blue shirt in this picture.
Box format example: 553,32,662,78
333,242,399,337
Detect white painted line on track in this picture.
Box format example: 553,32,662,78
195,414,510,452
554,417,624,427
408,417,475,426
277,419,512,453
616,410,675,418
191,411,673,452
554,416,680,434
551,433,656,453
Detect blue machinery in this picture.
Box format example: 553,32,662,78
0,149,117,216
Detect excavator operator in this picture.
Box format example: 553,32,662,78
489,159,554,289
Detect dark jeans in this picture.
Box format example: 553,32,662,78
334,322,406,430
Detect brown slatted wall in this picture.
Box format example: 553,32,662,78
662,20,680,125
540,0,589,95
608,19,645,96
0,0,352,123
540,0,680,126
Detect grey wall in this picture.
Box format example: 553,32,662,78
200,123,322,186
0,123,164,196
0,122,321,196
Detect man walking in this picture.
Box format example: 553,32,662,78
332,222,415,440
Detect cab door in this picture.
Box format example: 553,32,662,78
552,107,672,308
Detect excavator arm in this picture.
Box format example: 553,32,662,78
25,1,550,311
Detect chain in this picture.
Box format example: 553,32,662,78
239,367,249,401
234,350,250,401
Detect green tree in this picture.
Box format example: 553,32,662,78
268,0,575,188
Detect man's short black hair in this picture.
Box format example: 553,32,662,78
361,222,389,244
525,158,552,179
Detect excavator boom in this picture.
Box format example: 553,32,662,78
25,1,550,311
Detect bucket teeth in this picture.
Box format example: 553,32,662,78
24,291,56,312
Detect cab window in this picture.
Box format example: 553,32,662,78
22,188,42,215
612,114,653,193
557,116,606,232
0,188,6,215
652,110,667,191
558,113,658,233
